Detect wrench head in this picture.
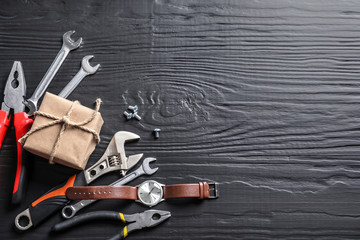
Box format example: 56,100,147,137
14,208,33,231
142,157,158,175
84,131,143,184
63,30,82,50
81,55,100,75
23,99,37,115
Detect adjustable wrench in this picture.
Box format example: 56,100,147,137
58,55,100,98
25,30,82,114
61,157,158,219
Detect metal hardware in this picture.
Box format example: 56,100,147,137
133,112,141,121
128,105,138,112
208,182,219,198
124,111,133,120
124,105,141,121
154,128,161,139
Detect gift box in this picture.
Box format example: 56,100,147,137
22,92,103,170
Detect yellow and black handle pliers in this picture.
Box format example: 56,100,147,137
52,209,171,239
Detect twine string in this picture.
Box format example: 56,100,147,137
19,98,102,164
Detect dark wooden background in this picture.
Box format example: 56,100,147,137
1,0,360,239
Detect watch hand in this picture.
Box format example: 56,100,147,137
148,188,156,195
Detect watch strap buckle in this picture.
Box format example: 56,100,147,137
207,182,218,199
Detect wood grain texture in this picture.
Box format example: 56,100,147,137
1,0,360,239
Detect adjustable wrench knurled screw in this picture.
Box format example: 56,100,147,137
25,30,82,114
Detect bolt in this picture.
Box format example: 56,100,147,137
128,105,138,112
124,111,133,120
154,128,161,139
133,112,141,121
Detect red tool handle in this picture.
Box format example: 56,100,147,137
12,112,33,204
0,110,10,148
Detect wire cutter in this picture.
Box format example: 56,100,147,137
52,209,171,239
0,61,33,204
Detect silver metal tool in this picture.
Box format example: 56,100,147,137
25,30,82,114
58,55,100,98
84,131,144,183
61,157,158,219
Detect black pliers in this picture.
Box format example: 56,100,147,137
52,209,171,239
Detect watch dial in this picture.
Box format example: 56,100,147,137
138,181,163,206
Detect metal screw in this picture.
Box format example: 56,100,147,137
133,112,141,121
128,105,138,112
124,111,133,120
154,128,161,139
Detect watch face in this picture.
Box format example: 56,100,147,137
137,180,163,207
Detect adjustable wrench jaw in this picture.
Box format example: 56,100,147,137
84,131,143,184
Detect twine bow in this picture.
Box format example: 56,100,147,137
19,99,102,164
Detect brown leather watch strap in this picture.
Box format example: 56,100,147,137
66,186,137,200
66,181,216,200
163,182,211,199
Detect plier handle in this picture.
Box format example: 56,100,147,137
0,61,33,204
52,209,171,239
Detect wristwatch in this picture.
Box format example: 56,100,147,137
66,180,218,207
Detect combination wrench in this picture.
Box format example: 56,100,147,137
61,157,158,219
58,55,100,98
25,30,82,114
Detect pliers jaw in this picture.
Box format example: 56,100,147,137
1,61,26,113
129,210,171,230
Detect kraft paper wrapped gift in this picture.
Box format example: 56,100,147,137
22,92,103,170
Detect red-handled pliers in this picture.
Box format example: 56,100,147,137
0,61,33,204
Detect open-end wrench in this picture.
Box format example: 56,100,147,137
58,55,100,98
61,157,158,219
25,30,82,114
